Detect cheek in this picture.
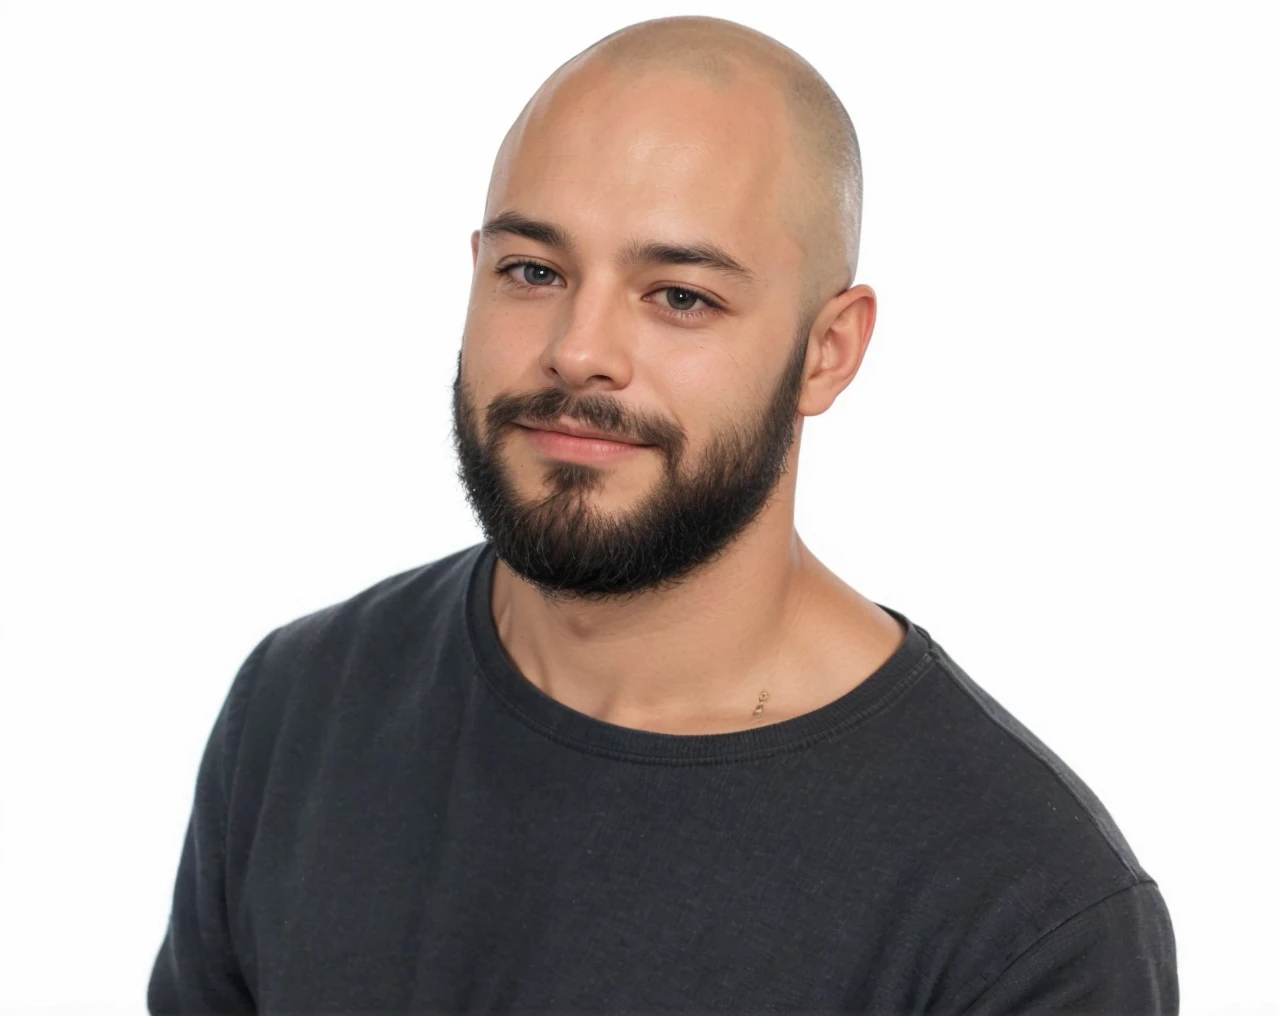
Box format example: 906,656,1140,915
470,269,561,326
464,301,556,381
456,339,503,415
463,304,531,370
662,355,700,399
655,335,730,400
656,341,757,420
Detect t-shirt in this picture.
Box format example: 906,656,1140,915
147,540,1178,1014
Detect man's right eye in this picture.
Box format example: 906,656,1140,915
498,261,563,287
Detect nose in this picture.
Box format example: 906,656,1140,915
539,276,636,391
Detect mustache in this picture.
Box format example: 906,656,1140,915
484,386,683,452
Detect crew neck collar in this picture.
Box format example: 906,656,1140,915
464,540,935,764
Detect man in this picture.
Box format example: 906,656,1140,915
149,15,1177,1014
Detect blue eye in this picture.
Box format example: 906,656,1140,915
496,260,563,287
521,263,557,286
665,288,700,311
495,259,723,321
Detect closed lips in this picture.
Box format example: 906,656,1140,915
521,422,648,445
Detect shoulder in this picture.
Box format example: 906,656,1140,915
223,541,486,761
884,627,1172,1002
923,636,1151,883
256,541,484,672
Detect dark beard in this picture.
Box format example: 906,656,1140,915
450,319,811,603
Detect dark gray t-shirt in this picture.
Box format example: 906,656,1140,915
148,540,1177,1014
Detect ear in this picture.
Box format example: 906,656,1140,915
796,284,878,417
470,230,480,270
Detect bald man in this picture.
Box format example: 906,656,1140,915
149,16,1178,1015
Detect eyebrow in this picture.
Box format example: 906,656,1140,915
618,238,757,284
480,210,576,254
480,210,757,285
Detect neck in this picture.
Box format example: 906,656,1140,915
489,501,904,734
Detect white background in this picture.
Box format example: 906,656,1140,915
2,2,1277,1013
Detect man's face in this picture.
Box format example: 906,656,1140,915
451,60,813,601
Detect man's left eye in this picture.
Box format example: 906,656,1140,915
519,263,558,286
665,288,701,311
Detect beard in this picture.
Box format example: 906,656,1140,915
450,318,812,604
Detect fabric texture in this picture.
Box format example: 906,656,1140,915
148,540,1178,1014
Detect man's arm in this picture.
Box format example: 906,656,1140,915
147,634,273,1015
959,880,1179,1014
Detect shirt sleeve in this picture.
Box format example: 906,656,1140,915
147,634,274,1015
959,880,1179,1015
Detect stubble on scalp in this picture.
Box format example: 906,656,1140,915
502,15,863,318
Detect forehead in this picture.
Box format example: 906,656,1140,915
485,63,805,280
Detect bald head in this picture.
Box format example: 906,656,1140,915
491,16,862,312
457,18,879,599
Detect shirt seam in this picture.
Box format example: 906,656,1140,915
955,878,1158,1014
928,645,1143,882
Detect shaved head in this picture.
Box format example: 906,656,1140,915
455,15,878,600
492,16,862,313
